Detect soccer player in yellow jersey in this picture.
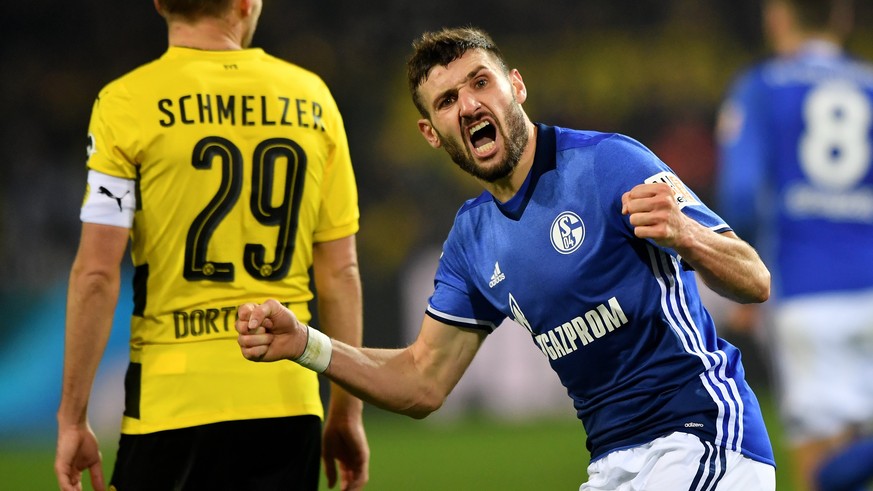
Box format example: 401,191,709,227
54,1,369,490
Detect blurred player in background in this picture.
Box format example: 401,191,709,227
716,0,873,489
54,0,369,489
239,26,776,490
815,435,873,491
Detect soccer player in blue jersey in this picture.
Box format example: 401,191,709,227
239,26,776,490
717,1,873,489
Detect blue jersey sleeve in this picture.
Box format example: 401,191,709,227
716,69,770,242
427,218,505,332
593,134,729,239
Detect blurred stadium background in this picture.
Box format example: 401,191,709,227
2,1,871,489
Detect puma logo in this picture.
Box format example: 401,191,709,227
98,186,129,212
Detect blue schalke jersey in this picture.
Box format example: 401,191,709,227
427,124,774,465
718,41,873,299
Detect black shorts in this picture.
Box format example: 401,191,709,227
110,415,321,491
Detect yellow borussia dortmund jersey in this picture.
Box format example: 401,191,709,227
85,47,359,434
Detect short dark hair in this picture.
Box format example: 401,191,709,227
156,0,233,20
785,0,852,31
406,27,507,117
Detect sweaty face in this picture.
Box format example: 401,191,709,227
419,50,530,183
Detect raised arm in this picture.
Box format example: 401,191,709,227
310,235,369,490
237,301,486,419
622,182,770,304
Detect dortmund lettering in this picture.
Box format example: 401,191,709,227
172,302,295,339
174,306,237,339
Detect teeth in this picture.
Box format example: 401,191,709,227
469,121,490,135
476,141,495,153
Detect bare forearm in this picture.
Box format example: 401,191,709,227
319,287,364,415
238,300,480,419
622,182,770,303
675,227,770,304
58,267,119,424
316,269,362,351
325,342,443,419
312,236,365,414
58,223,128,426
321,320,483,419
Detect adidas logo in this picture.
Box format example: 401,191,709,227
488,262,506,288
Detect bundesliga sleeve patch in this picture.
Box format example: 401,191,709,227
644,171,700,209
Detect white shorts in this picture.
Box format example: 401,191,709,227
580,432,775,491
769,289,873,444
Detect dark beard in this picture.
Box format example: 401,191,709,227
439,99,529,183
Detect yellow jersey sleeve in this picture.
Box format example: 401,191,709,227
314,93,359,243
87,81,141,180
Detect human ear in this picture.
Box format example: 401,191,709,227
238,0,254,16
418,119,442,149
509,69,527,104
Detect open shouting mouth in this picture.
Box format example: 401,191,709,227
468,119,498,158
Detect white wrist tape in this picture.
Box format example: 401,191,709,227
294,325,332,373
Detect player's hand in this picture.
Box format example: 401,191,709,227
55,422,105,491
621,182,691,249
236,299,308,363
322,397,370,491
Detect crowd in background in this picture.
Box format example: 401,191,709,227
2,0,872,396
